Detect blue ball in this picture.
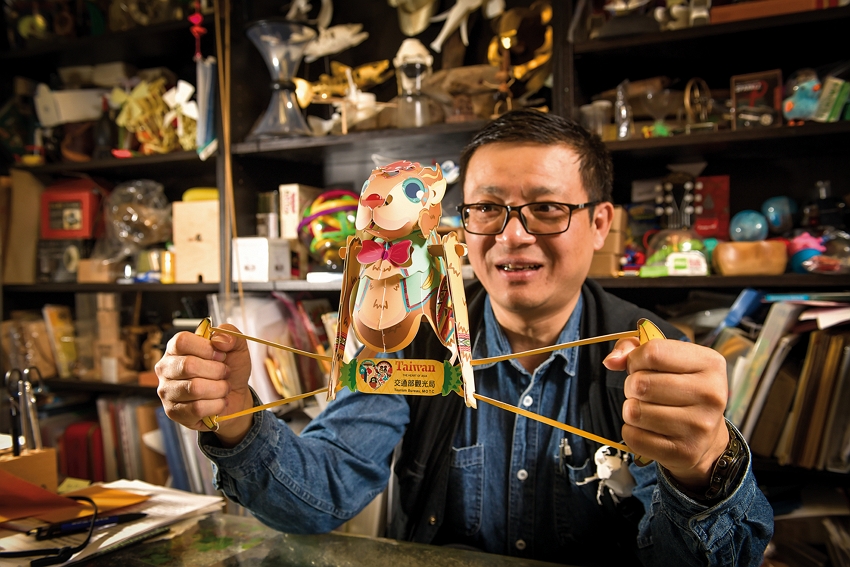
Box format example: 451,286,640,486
761,196,798,234
790,248,821,274
730,210,769,241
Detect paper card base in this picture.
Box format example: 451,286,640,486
339,358,463,397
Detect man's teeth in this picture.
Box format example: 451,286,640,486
499,264,541,272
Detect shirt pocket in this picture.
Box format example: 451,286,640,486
445,444,485,537
552,451,595,547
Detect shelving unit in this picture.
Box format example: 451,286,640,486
2,0,847,434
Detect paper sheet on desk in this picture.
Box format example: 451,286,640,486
0,480,223,567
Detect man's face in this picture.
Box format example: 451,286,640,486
463,142,613,323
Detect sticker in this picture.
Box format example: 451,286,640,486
338,358,463,397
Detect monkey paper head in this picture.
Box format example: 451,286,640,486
355,160,447,241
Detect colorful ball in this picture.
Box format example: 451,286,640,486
761,196,798,234
297,189,359,270
730,210,769,242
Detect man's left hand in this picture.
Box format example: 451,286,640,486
603,338,730,494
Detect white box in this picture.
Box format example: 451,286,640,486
279,183,323,240
232,237,291,282
34,83,108,127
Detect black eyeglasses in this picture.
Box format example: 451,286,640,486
456,201,600,236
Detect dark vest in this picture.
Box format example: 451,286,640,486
387,279,684,544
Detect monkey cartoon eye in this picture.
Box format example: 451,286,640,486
402,178,425,203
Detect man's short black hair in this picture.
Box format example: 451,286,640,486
459,109,613,203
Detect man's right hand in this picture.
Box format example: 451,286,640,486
155,324,255,447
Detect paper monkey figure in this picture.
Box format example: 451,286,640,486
327,160,477,407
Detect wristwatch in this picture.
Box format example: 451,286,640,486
703,420,747,502
662,419,748,504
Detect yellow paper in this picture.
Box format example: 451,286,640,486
35,485,150,523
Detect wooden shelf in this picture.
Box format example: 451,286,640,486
592,274,848,289
233,274,848,293
573,6,850,53
604,121,850,160
43,378,156,395
3,283,219,293
10,151,215,177
0,18,204,60
232,120,488,163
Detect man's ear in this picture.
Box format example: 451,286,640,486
591,202,615,252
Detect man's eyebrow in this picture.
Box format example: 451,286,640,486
470,186,559,199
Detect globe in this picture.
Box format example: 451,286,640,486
730,210,769,242
761,196,798,234
297,189,359,271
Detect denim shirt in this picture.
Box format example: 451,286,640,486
199,296,773,566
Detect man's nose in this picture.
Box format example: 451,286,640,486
496,212,535,244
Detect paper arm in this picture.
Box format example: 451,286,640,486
327,235,363,401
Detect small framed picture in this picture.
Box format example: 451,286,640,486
730,69,783,130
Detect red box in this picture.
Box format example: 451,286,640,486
40,179,106,240
693,175,730,239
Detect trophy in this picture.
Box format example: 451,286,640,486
246,20,317,139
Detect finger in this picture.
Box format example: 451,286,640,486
167,330,228,362
626,339,726,376
624,371,727,409
622,396,721,438
158,376,231,404
210,323,248,353
602,337,640,370
156,348,230,383
165,398,227,431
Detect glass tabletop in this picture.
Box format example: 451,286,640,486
77,511,569,567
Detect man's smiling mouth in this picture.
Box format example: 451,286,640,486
498,263,542,272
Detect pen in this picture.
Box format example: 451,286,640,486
33,513,148,540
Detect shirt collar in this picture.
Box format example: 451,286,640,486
472,294,582,378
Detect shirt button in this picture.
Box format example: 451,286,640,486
429,516,437,525
522,396,533,407
517,469,528,481
515,539,526,550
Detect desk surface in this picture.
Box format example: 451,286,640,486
78,512,565,567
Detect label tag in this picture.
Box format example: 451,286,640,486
338,358,463,397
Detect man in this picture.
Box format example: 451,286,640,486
156,109,773,565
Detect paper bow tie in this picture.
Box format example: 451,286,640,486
163,80,200,137
357,239,412,266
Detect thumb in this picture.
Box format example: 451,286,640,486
602,337,640,371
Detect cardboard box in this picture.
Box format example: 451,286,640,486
589,253,620,277
611,205,628,234
3,169,44,284
279,183,324,240
172,200,220,283
0,448,58,492
77,258,115,283
232,237,292,282
599,229,626,255
711,0,838,23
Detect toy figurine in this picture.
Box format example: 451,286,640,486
327,161,477,407
783,77,821,126
430,0,505,53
